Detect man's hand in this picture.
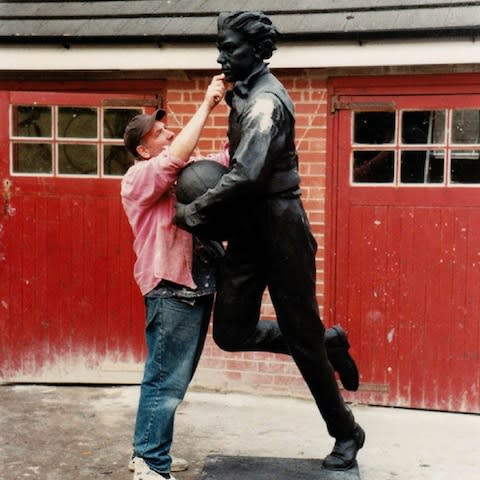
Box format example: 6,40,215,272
205,74,226,110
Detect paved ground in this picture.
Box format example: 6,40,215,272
1,384,479,480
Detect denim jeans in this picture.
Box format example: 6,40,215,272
133,294,213,474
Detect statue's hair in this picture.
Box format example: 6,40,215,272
217,11,279,60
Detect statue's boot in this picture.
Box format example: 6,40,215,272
325,325,360,391
323,423,365,470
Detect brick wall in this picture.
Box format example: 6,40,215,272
166,71,329,399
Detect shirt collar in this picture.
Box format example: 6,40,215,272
226,63,270,106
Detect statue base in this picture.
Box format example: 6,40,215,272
201,455,361,479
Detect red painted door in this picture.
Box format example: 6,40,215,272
329,77,480,412
0,84,161,382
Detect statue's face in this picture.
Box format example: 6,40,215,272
216,28,259,82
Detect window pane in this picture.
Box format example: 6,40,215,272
58,107,97,138
400,151,444,184
401,110,446,144
451,110,480,144
353,150,394,183
353,112,395,144
58,144,98,175
450,150,480,183
11,143,52,174
104,108,142,139
103,145,134,176
12,106,52,137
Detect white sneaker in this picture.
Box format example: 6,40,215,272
133,457,177,480
170,456,188,472
128,456,188,472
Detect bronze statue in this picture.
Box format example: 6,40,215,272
175,11,364,471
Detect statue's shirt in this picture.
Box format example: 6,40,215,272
185,65,301,229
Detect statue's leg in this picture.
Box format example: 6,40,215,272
264,197,363,469
212,238,289,355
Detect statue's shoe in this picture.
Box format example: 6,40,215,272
325,325,360,391
323,423,365,471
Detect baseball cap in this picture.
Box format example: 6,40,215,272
123,108,166,157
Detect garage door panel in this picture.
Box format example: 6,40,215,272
332,89,480,411
0,89,159,382
342,203,480,410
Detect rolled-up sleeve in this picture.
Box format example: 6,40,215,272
121,148,186,207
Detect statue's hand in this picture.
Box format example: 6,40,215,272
173,202,189,230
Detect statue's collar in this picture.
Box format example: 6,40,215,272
226,64,270,105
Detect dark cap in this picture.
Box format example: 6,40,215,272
123,108,166,157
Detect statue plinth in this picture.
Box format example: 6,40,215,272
201,455,361,479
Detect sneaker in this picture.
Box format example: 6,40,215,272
133,457,177,480
129,456,188,473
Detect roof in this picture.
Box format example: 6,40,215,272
1,1,480,45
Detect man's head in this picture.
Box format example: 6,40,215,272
217,11,278,82
123,108,174,160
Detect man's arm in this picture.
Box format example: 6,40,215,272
121,75,225,206
169,74,225,162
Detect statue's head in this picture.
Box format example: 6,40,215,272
216,11,278,82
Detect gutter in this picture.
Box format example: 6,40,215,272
1,37,480,71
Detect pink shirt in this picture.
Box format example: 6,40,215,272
121,147,229,296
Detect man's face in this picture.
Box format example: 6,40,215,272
137,121,174,160
216,28,259,82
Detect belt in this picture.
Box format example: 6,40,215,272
267,169,300,194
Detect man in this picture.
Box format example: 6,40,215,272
175,11,364,471
121,75,227,480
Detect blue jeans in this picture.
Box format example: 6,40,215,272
133,295,212,474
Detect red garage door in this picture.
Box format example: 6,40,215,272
0,82,163,382
328,75,480,412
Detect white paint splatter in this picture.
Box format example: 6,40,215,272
387,328,395,343
366,310,383,322
249,98,274,132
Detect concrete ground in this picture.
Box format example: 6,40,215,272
1,385,479,480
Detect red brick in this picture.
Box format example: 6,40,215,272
281,78,295,89
200,126,228,138
296,103,326,114
225,370,242,381
200,357,227,369
165,91,183,102
290,91,304,102
225,358,257,371
294,78,311,90
241,372,276,385
310,79,328,90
